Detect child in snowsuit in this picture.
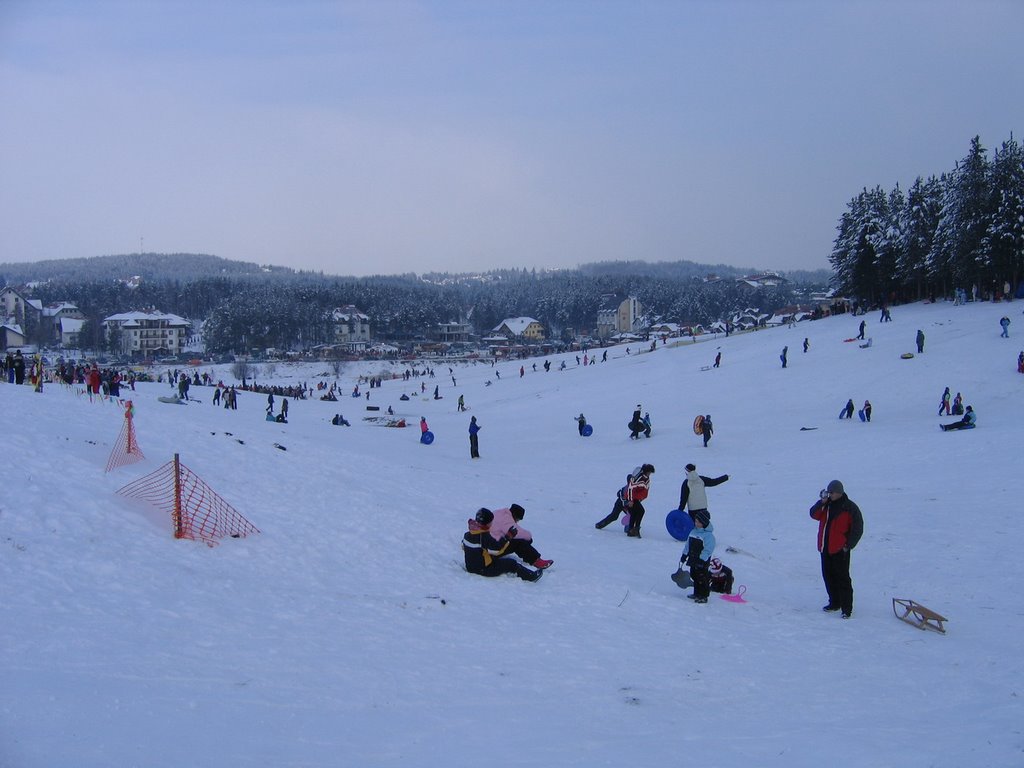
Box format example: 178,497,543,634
575,413,587,436
679,509,715,603
840,399,855,419
938,387,951,416
462,509,543,582
862,401,872,422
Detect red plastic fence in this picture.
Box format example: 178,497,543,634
117,454,259,545
105,401,145,473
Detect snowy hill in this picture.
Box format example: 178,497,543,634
2,300,1022,767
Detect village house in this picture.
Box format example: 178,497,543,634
102,310,190,358
491,317,545,342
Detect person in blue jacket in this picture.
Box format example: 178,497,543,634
941,405,976,431
678,509,715,603
468,415,481,458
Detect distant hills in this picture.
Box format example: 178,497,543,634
0,252,830,286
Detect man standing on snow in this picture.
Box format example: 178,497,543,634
468,416,481,458
678,463,729,521
809,480,863,619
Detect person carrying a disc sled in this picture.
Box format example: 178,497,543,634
941,405,976,431
462,509,543,582
628,405,650,439
595,463,655,537
489,504,553,570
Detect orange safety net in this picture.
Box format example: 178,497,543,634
117,454,260,545
105,401,146,473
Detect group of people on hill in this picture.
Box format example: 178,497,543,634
839,399,871,422
937,386,976,431
462,504,553,582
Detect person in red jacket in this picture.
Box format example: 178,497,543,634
595,463,655,537
809,480,864,619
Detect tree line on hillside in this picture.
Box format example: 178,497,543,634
23,260,821,353
830,134,1024,305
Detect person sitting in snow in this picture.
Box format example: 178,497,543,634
675,509,715,604
462,509,543,582
951,392,964,415
941,405,976,431
594,463,655,537
488,504,552,570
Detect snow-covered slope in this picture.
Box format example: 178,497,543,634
2,299,1022,767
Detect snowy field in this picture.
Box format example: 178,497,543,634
2,299,1022,767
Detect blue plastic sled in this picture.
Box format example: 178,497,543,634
581,424,593,437
858,409,866,422
666,509,694,541
420,431,434,445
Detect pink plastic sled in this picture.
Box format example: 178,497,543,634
719,585,747,603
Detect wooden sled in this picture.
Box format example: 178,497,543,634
892,598,947,634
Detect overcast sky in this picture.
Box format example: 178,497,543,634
1,1,1021,278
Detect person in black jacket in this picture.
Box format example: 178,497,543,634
628,405,645,439
462,509,542,582
699,414,714,447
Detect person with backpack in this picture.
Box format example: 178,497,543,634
594,463,655,538
462,509,543,582
810,480,864,619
